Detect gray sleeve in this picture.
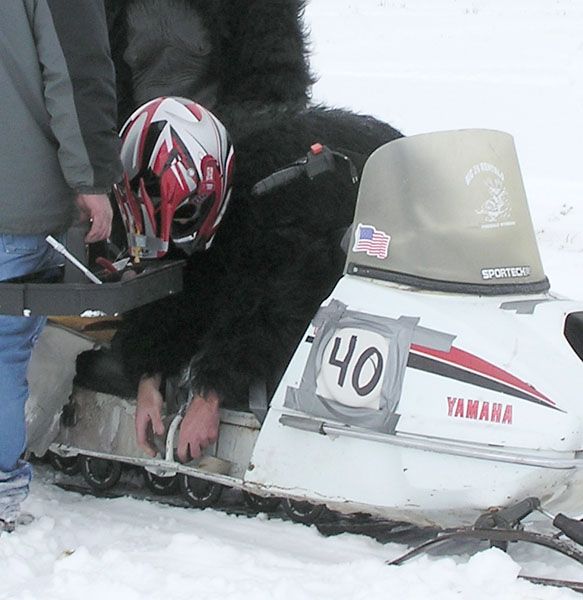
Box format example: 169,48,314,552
32,0,122,194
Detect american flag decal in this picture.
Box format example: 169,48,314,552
353,223,391,259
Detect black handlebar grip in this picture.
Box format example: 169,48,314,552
251,165,305,197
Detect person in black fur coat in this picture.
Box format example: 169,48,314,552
85,0,403,461
104,0,314,127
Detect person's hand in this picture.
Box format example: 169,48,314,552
75,193,113,243
177,392,220,462
135,374,165,457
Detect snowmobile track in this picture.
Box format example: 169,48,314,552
52,477,429,543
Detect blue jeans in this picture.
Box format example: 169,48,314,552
0,234,63,521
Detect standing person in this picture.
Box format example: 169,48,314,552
0,0,122,531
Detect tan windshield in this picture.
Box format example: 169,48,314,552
346,129,547,292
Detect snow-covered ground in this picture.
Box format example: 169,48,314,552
2,1,583,598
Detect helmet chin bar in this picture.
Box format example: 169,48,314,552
116,174,215,260
114,176,171,261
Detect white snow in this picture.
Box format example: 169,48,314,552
2,1,583,598
4,473,582,599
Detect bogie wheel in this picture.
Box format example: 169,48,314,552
179,475,223,509
282,498,326,525
143,470,179,496
48,452,80,475
80,456,122,491
242,491,280,513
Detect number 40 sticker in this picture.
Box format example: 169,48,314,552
316,327,389,410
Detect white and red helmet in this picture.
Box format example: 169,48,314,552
114,97,235,258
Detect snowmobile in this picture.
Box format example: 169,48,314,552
24,129,583,589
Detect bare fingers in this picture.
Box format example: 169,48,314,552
177,393,220,462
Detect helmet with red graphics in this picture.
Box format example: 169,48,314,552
114,97,234,258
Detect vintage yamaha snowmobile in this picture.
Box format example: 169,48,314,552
27,129,583,588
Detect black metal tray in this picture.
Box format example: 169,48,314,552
0,261,184,317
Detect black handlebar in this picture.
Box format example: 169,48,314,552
251,143,358,197
251,165,305,197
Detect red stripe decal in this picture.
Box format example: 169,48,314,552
410,343,555,406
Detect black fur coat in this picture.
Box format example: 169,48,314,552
93,0,403,406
